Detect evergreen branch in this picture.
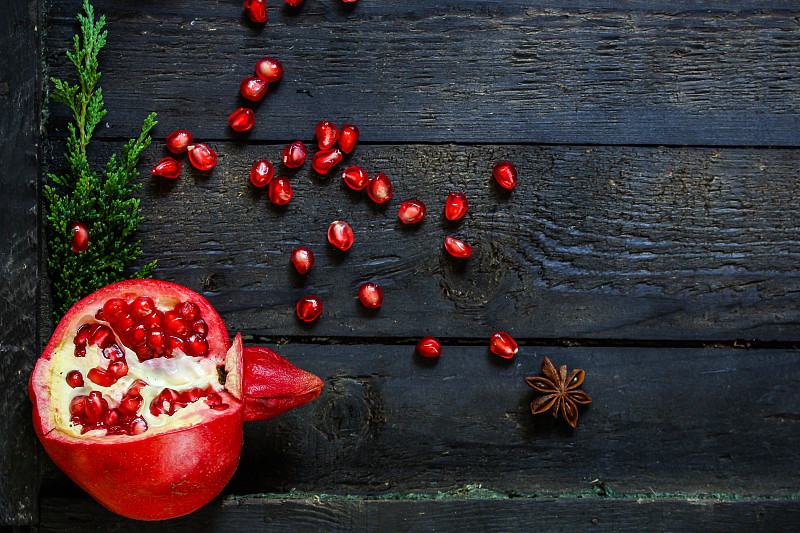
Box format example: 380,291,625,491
47,0,157,319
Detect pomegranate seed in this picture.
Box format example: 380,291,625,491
282,141,307,168
192,319,208,337
134,345,154,361
211,404,230,411
69,395,87,416
342,165,369,190
255,57,284,83
367,173,393,203
398,200,426,224
102,344,123,361
130,297,156,319
108,359,129,378
85,391,108,424
297,295,323,322
229,107,256,132
205,393,223,407
161,388,180,404
179,388,204,403
490,332,518,358
70,222,90,253
315,121,339,150
290,247,314,274
444,236,472,258
167,336,185,354
74,324,92,347
90,325,114,349
119,395,143,415
311,148,343,174
130,324,147,346
339,124,359,154
147,329,166,354
285,0,303,5
104,408,121,427
187,143,217,171
102,298,127,322
269,176,293,205
127,379,147,395
358,282,383,309
165,315,190,337
166,130,193,153
151,157,181,179
177,302,201,321
129,417,148,435
114,314,135,333
445,192,468,221
416,336,442,358
493,161,517,189
66,370,84,388
141,311,164,330
240,77,268,101
250,159,275,187
187,334,209,357
328,220,354,251
243,0,267,22
87,367,116,387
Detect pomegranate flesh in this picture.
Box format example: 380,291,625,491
30,280,323,521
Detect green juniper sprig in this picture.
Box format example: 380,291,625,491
46,0,157,319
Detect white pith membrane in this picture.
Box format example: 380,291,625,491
50,297,229,439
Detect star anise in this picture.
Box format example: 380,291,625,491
525,356,591,428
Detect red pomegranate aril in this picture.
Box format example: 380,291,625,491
85,391,108,424
269,176,293,205
70,222,90,253
151,157,182,180
211,404,230,411
342,165,369,190
129,417,148,435
165,315,190,337
119,395,142,415
90,325,114,349
127,379,147,396
205,392,223,407
311,148,343,174
240,77,267,101
493,161,518,190
102,298,128,322
255,57,284,83
328,221,354,251
134,345,154,361
358,282,383,309
367,173,393,203
88,367,116,387
147,330,167,354
250,159,274,187
180,388,205,403
282,141,307,168
398,200,426,224
141,311,164,330
102,344,123,361
130,325,147,346
445,192,468,220
187,144,217,171
490,331,518,358
167,336,185,355
177,302,201,321
108,360,129,379
416,336,442,358
74,324,92,347
315,121,339,150
166,130,193,153
290,247,314,274
229,108,256,132
186,334,209,357
296,295,323,322
130,297,156,319
69,395,87,416
444,236,472,258
285,0,303,5
104,408,121,427
114,314,135,333
192,319,208,337
66,370,84,388
243,0,267,22
339,124,359,154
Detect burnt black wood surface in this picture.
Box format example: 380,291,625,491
3,0,800,530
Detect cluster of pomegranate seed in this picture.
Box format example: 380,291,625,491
72,323,129,388
69,386,148,436
229,57,284,134
152,129,218,178
149,386,227,416
309,121,359,175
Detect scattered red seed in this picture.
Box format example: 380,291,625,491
316,121,339,150
70,223,90,253
367,173,393,203
490,332,518,358
66,370,84,388
282,141,307,168
243,0,267,22
151,157,182,180
342,165,369,190
229,107,256,132
358,282,383,309
398,200,426,224
311,148,343,174
285,0,304,5
445,192,468,220
269,176,293,205
240,77,268,101
165,130,193,153
290,247,314,274
296,295,323,322
493,161,517,189
187,144,217,171
255,57,284,83
416,336,441,358
250,159,275,187
444,236,472,258
339,124,359,154
328,221,354,251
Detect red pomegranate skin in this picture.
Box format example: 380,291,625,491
29,279,323,521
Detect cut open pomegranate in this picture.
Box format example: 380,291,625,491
30,280,323,521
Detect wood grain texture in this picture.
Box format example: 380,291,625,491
51,141,800,342
39,345,800,496
38,495,800,532
45,0,800,146
0,0,41,526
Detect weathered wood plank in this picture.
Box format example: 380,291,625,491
0,0,41,526
38,496,800,532
39,345,800,496
46,0,800,146
51,141,800,342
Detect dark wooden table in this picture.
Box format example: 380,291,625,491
3,0,800,530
